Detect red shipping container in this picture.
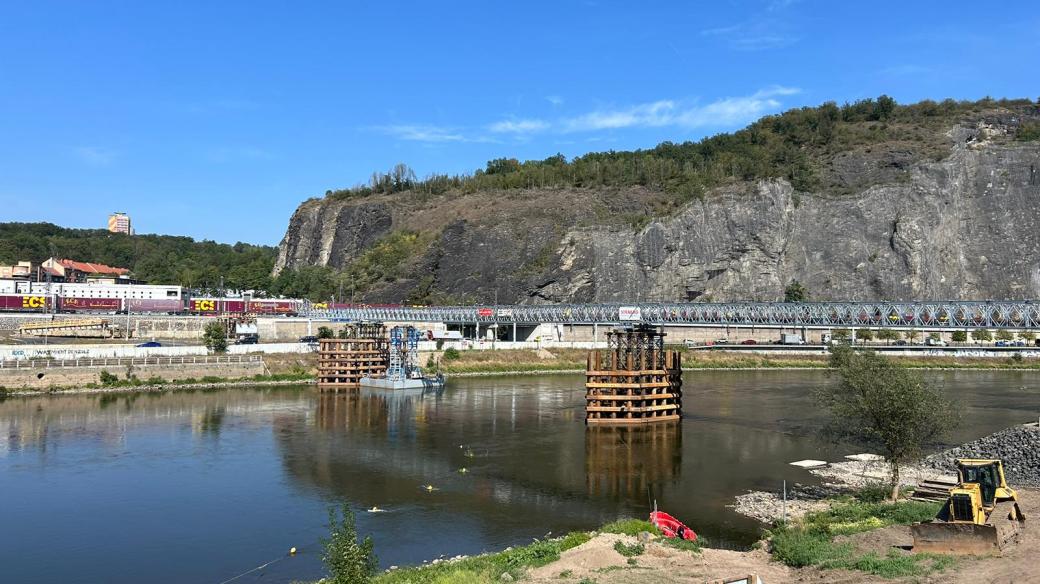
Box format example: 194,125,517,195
127,299,183,313
0,294,50,311
61,297,122,311
190,298,246,313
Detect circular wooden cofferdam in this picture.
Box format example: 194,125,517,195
585,325,682,424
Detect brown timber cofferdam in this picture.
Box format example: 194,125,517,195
317,323,388,391
585,326,682,424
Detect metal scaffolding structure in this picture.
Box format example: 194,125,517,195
306,301,1040,330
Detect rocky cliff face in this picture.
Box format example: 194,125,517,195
275,120,1040,303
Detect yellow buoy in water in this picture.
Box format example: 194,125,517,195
289,547,297,555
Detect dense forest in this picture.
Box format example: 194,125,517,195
0,223,277,294
324,96,1040,206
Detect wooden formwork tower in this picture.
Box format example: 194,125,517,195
585,325,682,424
317,323,389,391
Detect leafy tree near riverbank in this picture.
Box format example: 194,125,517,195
322,505,377,584
816,345,957,500
202,321,228,353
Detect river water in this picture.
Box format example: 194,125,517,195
1,370,1038,583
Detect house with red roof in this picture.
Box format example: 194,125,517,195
40,258,133,284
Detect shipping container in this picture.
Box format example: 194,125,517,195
248,300,297,315
127,298,184,313
0,294,50,312
189,298,247,314
60,297,122,312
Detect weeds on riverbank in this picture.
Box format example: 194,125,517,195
323,505,377,584
87,370,312,390
768,493,951,577
373,532,592,584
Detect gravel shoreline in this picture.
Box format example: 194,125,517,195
923,423,1040,487
732,422,1040,523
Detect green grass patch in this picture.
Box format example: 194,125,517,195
373,532,591,584
659,537,703,554
768,496,951,578
612,541,644,557
600,518,659,537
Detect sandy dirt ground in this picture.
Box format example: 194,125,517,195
525,489,1038,584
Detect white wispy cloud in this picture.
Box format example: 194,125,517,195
561,87,799,132
700,7,801,51
487,119,550,134
546,95,564,107
375,124,468,142
74,146,116,166
375,87,799,143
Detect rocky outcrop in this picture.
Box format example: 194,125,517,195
275,120,1040,303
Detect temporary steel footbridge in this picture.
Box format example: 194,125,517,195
303,301,1040,329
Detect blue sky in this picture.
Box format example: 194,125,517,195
1,1,1037,245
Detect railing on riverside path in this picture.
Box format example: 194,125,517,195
302,300,1040,330
0,354,263,370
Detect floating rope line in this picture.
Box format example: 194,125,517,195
217,552,292,584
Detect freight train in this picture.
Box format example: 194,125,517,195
0,283,302,316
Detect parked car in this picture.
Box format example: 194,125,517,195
1013,340,1026,347
136,341,162,348
894,339,907,346
714,338,729,344
299,335,319,343
995,340,1008,347
740,339,757,345
235,335,259,345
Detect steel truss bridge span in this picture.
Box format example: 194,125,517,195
304,301,1040,330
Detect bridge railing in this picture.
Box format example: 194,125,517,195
303,301,1040,329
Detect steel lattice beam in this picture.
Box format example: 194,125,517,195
303,301,1040,330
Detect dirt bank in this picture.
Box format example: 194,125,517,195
524,489,1038,583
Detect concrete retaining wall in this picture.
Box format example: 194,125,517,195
228,342,317,355
0,359,265,390
0,343,209,360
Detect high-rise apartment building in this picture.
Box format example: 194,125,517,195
108,212,131,234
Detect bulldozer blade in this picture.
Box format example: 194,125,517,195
911,522,1006,555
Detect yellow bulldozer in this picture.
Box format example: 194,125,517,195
911,459,1026,554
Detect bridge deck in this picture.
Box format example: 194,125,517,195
303,301,1040,329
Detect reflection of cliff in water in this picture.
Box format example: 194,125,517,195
276,389,613,531
585,423,681,502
